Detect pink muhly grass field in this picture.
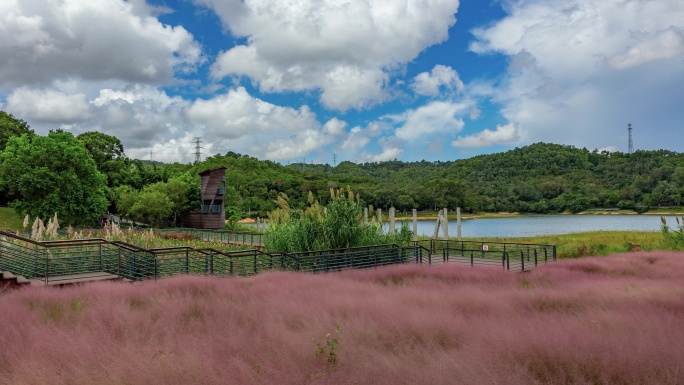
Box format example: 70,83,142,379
1,251,683,385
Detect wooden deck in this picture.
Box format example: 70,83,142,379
422,255,545,271
28,272,129,286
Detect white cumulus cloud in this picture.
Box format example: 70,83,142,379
0,0,202,88
197,0,460,111
186,87,319,139
6,87,91,123
411,65,464,96
393,101,470,141
470,0,684,151
451,123,522,148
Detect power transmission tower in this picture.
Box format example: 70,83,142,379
193,137,203,163
333,153,337,167
627,123,634,154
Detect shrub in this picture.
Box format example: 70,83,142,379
264,188,412,252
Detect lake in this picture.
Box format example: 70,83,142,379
396,214,682,238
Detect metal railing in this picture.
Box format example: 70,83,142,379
269,244,412,273
414,239,556,271
155,228,265,247
1,229,557,285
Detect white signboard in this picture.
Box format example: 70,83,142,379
482,245,489,252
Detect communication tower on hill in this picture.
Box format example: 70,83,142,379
627,123,634,154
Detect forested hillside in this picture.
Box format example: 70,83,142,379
1,109,682,225
190,143,684,216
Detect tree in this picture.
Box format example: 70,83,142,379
146,177,192,226
130,188,172,227
395,194,416,212
76,131,126,187
225,206,242,229
0,131,108,224
114,185,139,224
0,111,34,151
426,178,477,212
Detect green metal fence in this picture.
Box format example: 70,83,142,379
1,230,555,285
415,239,556,271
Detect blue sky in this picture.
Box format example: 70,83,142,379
1,0,683,164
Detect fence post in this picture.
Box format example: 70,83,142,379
44,248,49,285
154,257,158,281
118,247,121,277
185,249,189,275
502,251,506,270
253,253,257,274
520,250,525,272
506,250,511,270
389,207,396,234
210,251,214,275
534,249,538,267
456,207,462,241
98,243,102,270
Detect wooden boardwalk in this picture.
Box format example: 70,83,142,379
28,272,128,286
422,255,545,271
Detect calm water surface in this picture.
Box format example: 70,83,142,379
400,215,681,238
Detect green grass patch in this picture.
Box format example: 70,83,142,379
0,206,24,231
461,231,668,259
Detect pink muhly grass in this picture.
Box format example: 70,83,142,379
0,251,683,385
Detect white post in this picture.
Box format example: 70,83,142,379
377,208,382,225
364,207,369,223
456,207,462,241
412,209,418,242
442,208,449,240
389,207,396,234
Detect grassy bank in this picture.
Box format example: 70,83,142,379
1,252,683,384
0,207,23,231
462,231,667,259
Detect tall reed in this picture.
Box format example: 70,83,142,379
264,188,411,252
661,215,684,249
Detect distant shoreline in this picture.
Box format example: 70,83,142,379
240,209,684,223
